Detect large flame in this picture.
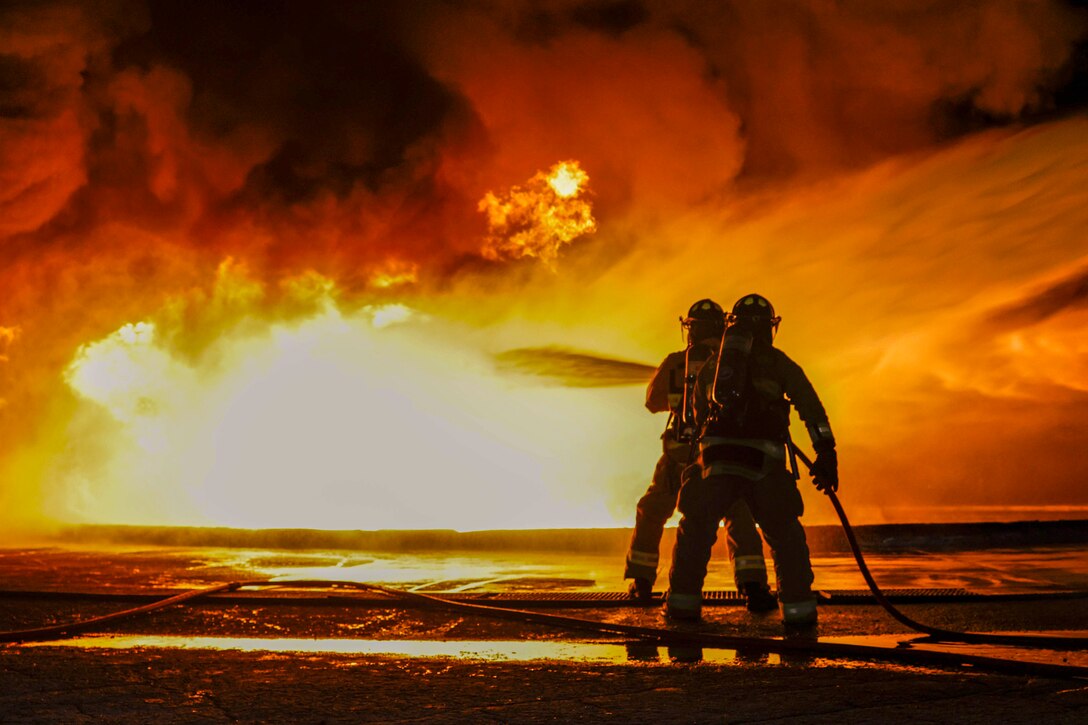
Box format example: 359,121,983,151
52,262,648,530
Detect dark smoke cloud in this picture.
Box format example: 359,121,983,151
2,0,493,286
0,0,142,239
116,2,466,200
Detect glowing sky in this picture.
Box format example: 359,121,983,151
1,1,1086,532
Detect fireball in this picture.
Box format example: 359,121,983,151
479,160,597,266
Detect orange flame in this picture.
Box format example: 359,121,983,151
369,260,419,289
478,160,596,265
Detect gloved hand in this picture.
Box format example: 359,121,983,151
811,447,838,494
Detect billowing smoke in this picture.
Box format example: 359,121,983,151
2,0,1086,531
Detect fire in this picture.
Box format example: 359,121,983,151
478,160,597,265
368,303,415,329
547,161,588,198
369,260,419,289
52,267,638,530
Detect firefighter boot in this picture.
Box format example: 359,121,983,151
742,582,778,613
663,591,702,622
627,578,653,603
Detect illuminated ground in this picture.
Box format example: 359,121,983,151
1,534,1087,723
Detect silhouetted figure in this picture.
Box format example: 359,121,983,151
625,299,777,613
665,294,838,629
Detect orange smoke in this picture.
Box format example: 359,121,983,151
1,2,1087,532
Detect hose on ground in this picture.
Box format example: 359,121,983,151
0,582,242,644
791,443,1088,650
1,578,1086,681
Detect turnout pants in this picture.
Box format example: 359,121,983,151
625,451,768,588
667,463,817,623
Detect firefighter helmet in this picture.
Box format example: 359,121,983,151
728,294,781,342
681,299,725,345
686,298,724,321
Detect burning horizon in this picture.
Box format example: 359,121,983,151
2,1,1087,535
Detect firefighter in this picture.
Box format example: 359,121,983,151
624,299,778,613
665,294,838,628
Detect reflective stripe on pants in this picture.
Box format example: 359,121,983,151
732,554,768,586
625,549,659,581
724,497,769,588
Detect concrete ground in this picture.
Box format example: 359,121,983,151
4,641,1088,724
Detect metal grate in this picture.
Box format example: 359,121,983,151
2,586,1080,609
449,587,979,608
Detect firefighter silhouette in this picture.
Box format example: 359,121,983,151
665,294,838,628
624,299,777,613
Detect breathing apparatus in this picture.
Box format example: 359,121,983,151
708,294,781,430
673,299,725,444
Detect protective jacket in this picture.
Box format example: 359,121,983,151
694,342,834,480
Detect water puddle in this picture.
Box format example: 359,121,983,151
21,633,1084,670
20,634,781,665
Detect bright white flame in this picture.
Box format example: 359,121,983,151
368,303,415,329
56,292,654,530
547,161,587,198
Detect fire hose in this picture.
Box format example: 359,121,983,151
2,577,1087,680
789,443,1088,651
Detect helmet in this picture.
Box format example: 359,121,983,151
686,298,724,321
681,299,725,346
728,294,781,342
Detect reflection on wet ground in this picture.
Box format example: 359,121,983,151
19,635,754,665
2,540,1087,670
1,543,1086,595
22,632,1088,671
0,634,888,671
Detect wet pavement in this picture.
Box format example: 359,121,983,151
1,540,1087,722
2,538,1086,595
